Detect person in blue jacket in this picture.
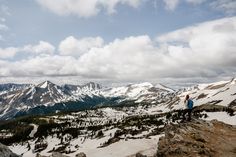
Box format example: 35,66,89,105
182,94,193,121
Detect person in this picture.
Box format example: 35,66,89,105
182,95,193,121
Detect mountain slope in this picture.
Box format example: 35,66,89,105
173,78,236,110
0,81,103,119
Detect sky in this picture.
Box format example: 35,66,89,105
0,0,236,87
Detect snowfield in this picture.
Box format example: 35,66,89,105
10,129,164,157
202,111,236,125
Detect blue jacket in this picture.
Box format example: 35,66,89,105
187,99,194,109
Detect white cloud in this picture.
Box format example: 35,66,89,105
76,16,236,80
211,0,236,14
23,41,55,55
0,47,18,59
163,0,180,11
156,16,236,74
59,36,104,57
36,0,143,18
0,17,236,83
0,55,78,77
76,35,160,79
0,41,55,59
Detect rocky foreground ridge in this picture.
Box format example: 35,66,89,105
156,119,236,157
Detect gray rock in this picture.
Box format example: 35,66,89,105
135,152,147,157
0,143,20,157
76,152,87,157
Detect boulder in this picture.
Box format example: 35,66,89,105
76,152,87,157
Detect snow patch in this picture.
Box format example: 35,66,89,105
202,112,236,125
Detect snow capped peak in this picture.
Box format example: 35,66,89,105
102,82,174,101
39,81,48,89
37,81,55,89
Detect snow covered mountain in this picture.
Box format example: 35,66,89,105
0,78,235,157
0,81,173,119
102,82,175,104
0,78,236,120
173,78,236,110
0,81,103,119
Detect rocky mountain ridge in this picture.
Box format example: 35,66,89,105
0,81,174,119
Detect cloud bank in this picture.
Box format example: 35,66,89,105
0,16,235,84
0,41,55,59
59,36,104,57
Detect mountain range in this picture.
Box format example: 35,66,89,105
0,78,236,120
0,78,235,157
0,81,174,119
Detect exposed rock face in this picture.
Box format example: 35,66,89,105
75,152,87,157
156,119,236,157
0,143,20,157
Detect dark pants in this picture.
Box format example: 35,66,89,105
182,109,192,121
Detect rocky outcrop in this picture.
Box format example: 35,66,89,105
76,152,87,157
156,119,236,157
0,143,20,157
135,152,147,157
